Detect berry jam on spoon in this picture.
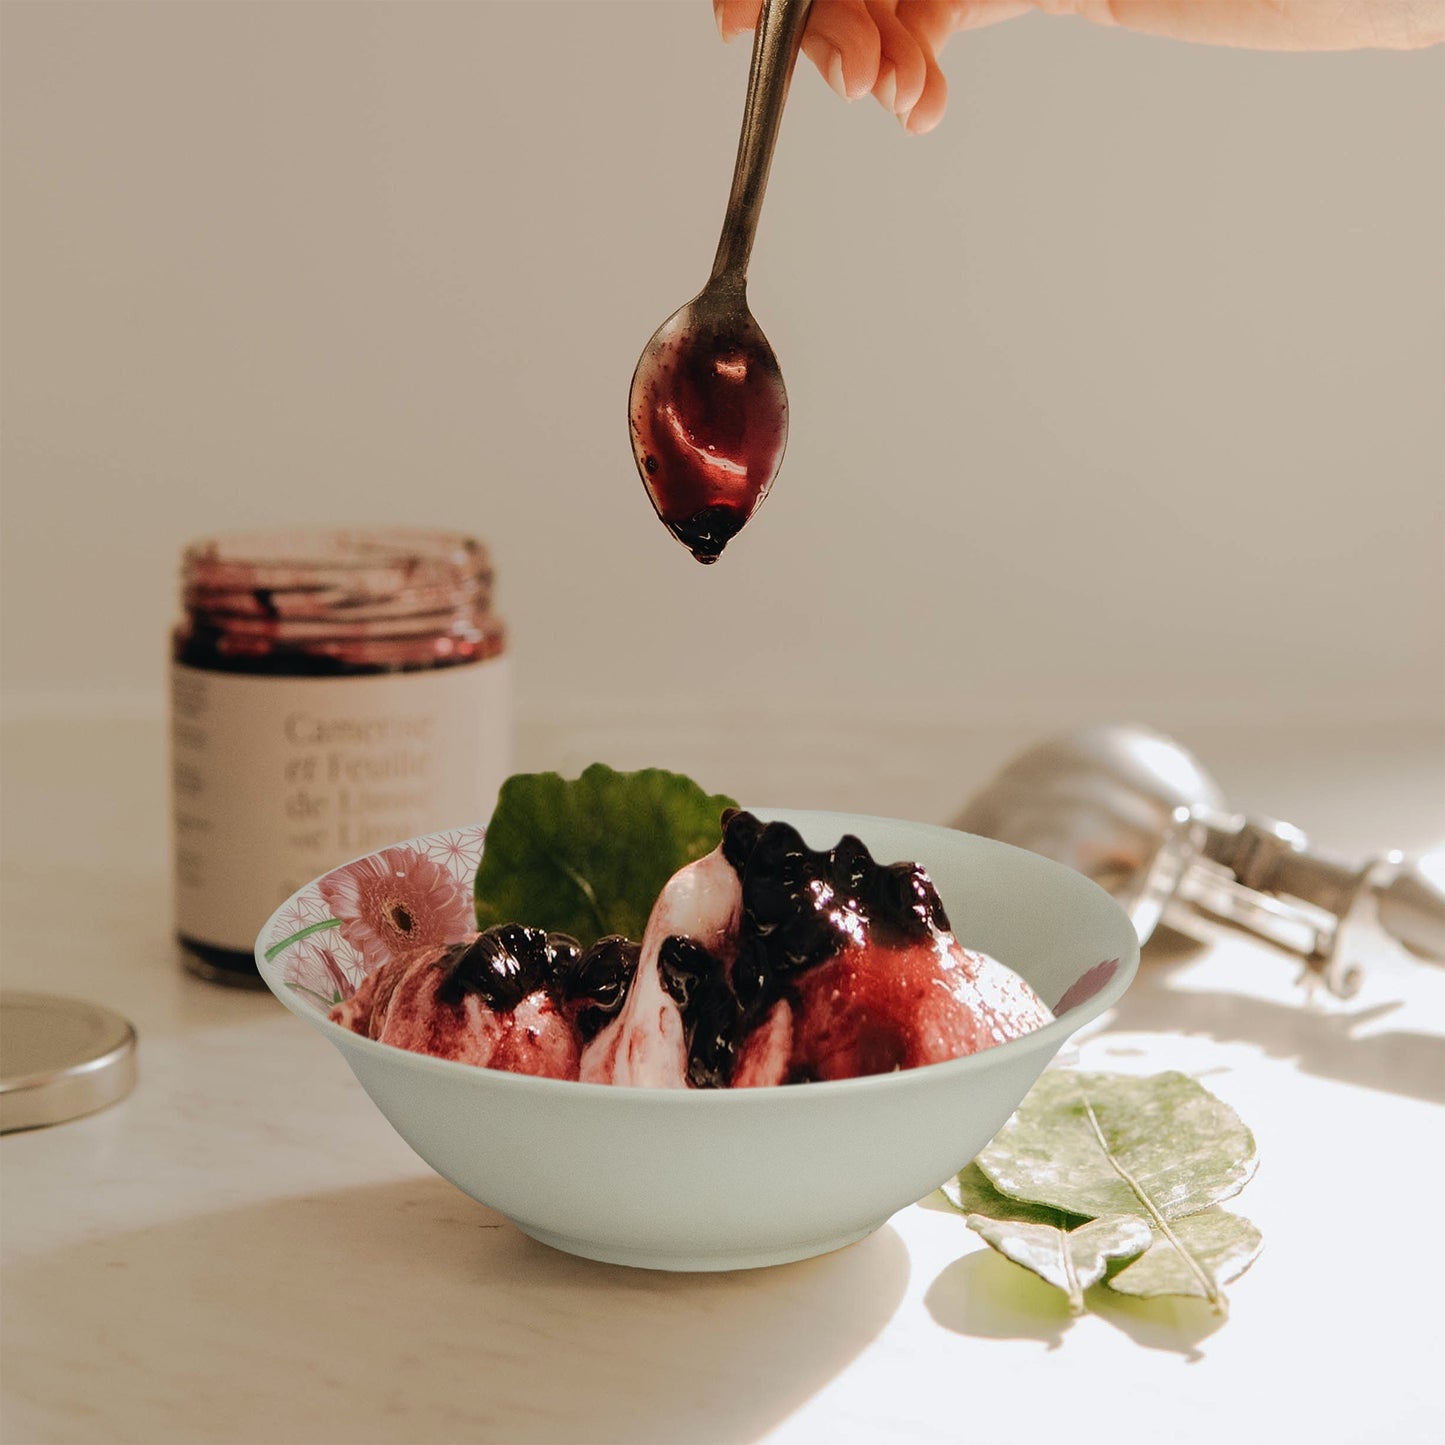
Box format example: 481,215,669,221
628,0,812,564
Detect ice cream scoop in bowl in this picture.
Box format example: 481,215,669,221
257,809,1137,1271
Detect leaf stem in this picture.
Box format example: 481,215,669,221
551,854,607,935
1057,1232,1084,1315
1077,1083,1228,1316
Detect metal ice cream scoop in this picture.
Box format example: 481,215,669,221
954,723,1445,997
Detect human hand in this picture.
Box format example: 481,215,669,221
714,0,1445,133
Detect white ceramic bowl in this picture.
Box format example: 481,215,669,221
256,809,1137,1271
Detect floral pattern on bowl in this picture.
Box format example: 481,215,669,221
260,827,487,1011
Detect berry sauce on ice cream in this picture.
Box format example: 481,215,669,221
591,810,1054,1087
330,811,1053,1087
331,926,638,1079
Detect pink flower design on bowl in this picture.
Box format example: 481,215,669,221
317,845,473,971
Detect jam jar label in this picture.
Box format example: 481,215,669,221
171,657,512,953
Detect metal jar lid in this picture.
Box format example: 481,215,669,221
0,991,138,1133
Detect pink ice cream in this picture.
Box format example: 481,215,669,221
580,847,741,1087
331,811,1053,1087
330,925,635,1082
581,810,1052,1087
731,937,1054,1086
332,935,580,1078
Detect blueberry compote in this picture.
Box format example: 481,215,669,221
658,810,953,1087
436,926,639,1043
332,925,640,1079
629,318,788,564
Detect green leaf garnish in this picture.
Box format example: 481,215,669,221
472,763,738,948
953,1071,1262,1317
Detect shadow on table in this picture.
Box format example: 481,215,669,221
1109,928,1445,1105
922,1249,1224,1361
4,1175,910,1445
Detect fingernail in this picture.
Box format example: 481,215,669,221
824,47,849,101
874,64,897,115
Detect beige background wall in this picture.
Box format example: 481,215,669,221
4,3,1442,770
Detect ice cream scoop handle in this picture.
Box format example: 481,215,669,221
1375,863,1445,961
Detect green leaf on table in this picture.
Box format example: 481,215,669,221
1106,1207,1263,1308
472,764,737,948
965,1214,1154,1315
977,1070,1257,1224
963,1070,1260,1315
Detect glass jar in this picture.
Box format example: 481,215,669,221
170,528,510,986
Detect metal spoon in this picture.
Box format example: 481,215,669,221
628,0,813,564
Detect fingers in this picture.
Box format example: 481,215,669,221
723,0,886,106
894,1,956,132
802,0,883,99
865,0,929,119
715,0,1442,143
716,0,1010,132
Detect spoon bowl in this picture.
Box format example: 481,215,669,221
629,281,789,564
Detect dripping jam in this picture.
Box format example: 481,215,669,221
631,326,788,564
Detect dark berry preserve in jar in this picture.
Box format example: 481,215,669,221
170,529,510,986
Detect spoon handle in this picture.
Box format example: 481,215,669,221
709,0,814,287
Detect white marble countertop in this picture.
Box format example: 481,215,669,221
3,715,1442,1445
